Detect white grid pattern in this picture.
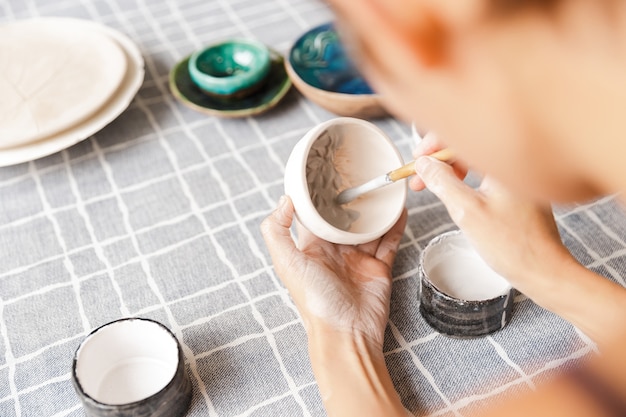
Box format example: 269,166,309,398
0,1,624,416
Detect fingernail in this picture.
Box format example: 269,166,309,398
278,195,287,207
415,156,434,174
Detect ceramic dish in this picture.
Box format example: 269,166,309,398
0,18,144,167
284,117,406,245
170,48,291,118
72,318,191,417
0,19,128,148
419,230,516,338
286,23,386,118
188,39,271,97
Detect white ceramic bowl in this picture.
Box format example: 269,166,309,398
284,117,407,245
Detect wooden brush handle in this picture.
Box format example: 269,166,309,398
388,148,456,182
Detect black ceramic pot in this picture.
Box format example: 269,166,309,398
418,231,516,338
72,318,192,417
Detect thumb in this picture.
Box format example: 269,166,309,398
260,196,299,277
415,156,479,223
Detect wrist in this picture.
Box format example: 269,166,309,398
507,245,577,305
307,324,406,417
516,253,626,346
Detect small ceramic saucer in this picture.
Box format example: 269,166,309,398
169,48,291,118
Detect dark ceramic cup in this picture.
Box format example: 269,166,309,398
72,318,192,417
419,231,516,338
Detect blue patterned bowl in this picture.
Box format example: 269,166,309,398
286,23,386,118
188,39,271,98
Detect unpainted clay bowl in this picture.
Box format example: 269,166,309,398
72,318,192,417
284,117,406,245
286,23,387,118
419,231,516,338
188,39,271,98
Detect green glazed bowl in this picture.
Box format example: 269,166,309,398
188,39,271,98
170,48,292,118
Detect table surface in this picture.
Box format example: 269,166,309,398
1,1,626,416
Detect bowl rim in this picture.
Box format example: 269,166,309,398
71,317,187,410
286,22,382,99
285,117,407,245
188,38,271,95
284,58,383,100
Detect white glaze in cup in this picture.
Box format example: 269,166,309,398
74,319,179,405
418,230,516,338
284,117,407,245
422,231,512,301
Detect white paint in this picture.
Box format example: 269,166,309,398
75,319,178,405
423,232,511,301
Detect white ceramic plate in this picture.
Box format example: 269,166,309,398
0,19,127,148
0,18,145,167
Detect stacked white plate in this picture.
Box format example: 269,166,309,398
0,18,144,166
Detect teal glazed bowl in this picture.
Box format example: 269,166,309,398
188,39,271,98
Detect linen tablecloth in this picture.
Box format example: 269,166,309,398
1,1,625,416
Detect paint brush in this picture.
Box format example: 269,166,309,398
335,148,455,205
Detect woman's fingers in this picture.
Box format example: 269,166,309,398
294,218,322,250
412,160,468,191
412,131,444,159
260,196,299,280
375,209,408,268
415,156,480,225
410,132,468,191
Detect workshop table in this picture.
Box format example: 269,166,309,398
1,0,625,416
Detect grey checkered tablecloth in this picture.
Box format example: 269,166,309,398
1,1,626,416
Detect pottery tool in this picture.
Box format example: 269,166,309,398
335,148,455,205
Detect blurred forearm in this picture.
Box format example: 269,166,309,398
308,324,408,417
513,254,626,347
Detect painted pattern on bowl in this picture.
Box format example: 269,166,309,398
289,23,373,95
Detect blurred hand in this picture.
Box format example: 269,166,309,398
409,131,468,192
261,196,407,349
327,0,619,202
415,155,574,291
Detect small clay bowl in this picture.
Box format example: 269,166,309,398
284,117,406,245
71,318,192,417
419,231,516,338
286,23,387,118
188,39,271,98
170,48,292,118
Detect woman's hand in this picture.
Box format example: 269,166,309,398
260,196,407,349
410,132,570,289
414,153,626,345
415,155,571,287
409,131,468,192
261,197,409,417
